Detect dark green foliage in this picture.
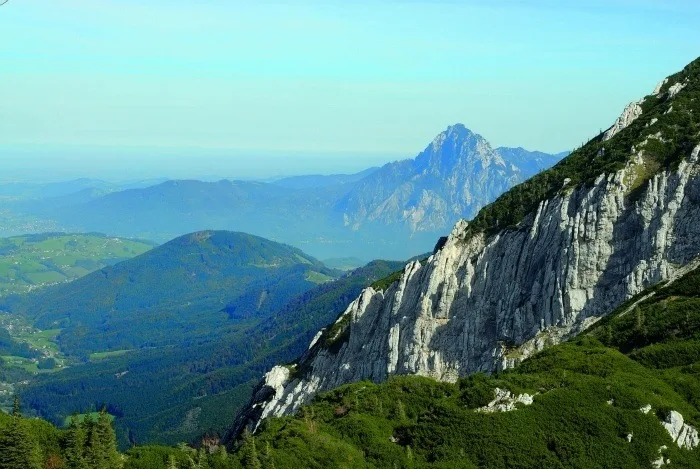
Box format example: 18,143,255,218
20,256,402,447
0,408,247,469
64,417,88,469
239,430,261,469
0,329,40,359
0,399,57,469
0,408,42,469
37,357,57,370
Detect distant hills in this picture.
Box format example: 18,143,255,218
7,230,337,355
270,167,380,189
5,126,566,260
5,230,404,445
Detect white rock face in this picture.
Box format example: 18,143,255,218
662,411,700,449
653,78,669,95
240,143,700,427
668,82,687,98
476,388,535,413
603,100,644,141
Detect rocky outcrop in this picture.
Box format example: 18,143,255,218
476,388,535,413
231,137,700,434
603,100,644,141
662,411,700,449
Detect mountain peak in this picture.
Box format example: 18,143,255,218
435,123,483,143
419,123,499,173
444,122,472,134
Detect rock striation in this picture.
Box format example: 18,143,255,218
662,411,700,449
231,62,700,437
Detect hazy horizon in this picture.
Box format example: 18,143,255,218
3,1,700,184
0,144,411,183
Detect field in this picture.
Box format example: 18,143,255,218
89,349,134,361
0,233,154,296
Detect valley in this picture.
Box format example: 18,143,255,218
0,230,409,446
1,3,699,468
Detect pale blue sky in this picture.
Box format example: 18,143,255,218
1,0,699,179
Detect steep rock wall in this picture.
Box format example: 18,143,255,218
237,142,700,431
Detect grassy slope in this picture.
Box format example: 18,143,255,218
0,233,154,297
238,267,700,468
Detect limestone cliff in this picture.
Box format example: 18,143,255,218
231,58,700,436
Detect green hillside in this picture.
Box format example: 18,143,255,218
0,233,154,297
11,237,403,446
232,266,700,468
6,230,336,355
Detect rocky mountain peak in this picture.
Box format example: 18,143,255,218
336,122,564,235
420,124,499,173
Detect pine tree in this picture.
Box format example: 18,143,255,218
64,415,88,469
634,306,647,338
239,430,261,469
210,446,229,469
83,417,100,469
601,324,613,345
261,441,275,469
0,396,42,469
394,400,406,421
96,410,121,468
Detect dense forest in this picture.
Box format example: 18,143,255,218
11,254,404,447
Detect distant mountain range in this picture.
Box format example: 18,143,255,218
4,125,566,260
270,167,380,189
335,124,567,234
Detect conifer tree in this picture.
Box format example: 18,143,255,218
96,409,121,468
0,396,42,469
210,446,232,469
261,441,275,469
64,415,88,469
239,430,261,469
195,447,211,469
83,417,103,469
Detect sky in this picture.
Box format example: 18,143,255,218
1,0,699,180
